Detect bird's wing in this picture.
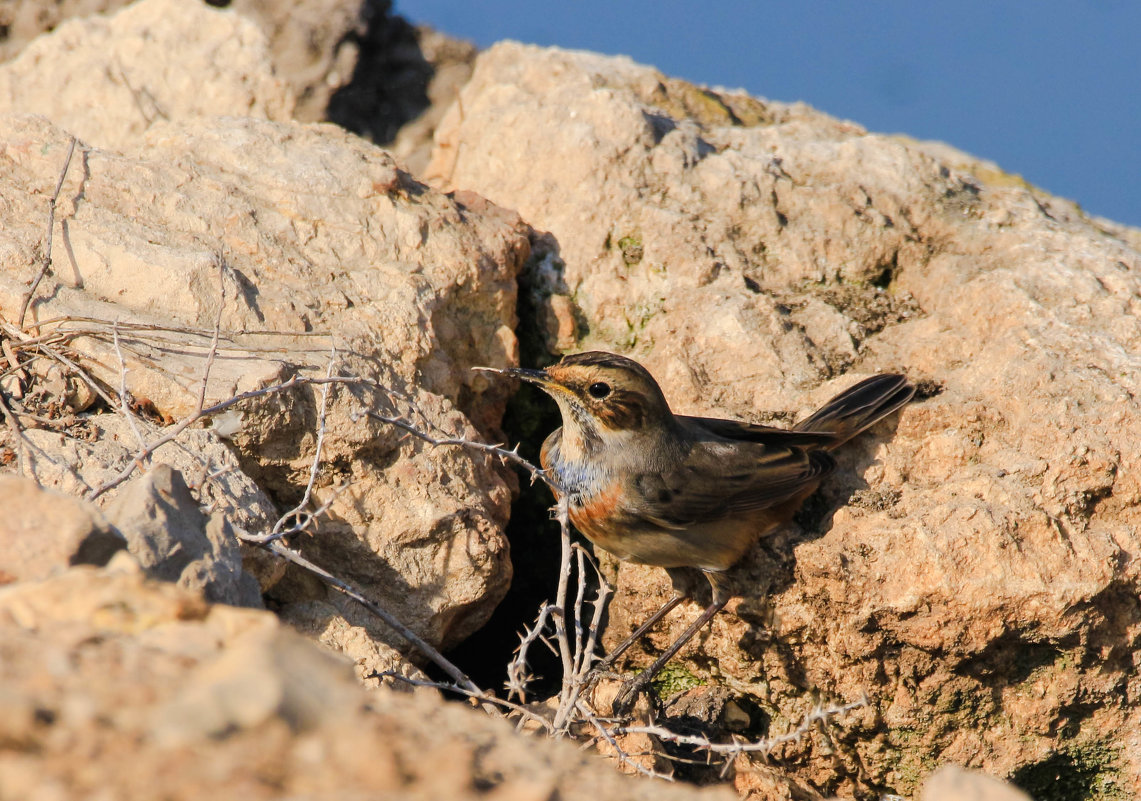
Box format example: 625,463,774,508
630,439,834,529
679,415,841,448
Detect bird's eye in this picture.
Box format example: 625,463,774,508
587,381,611,399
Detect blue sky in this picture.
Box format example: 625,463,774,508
397,1,1141,229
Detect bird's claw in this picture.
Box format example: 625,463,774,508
611,674,651,717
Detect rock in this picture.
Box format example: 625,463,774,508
10,409,284,592
426,42,1141,797
0,564,735,801
0,0,477,176
922,765,1031,801
383,25,478,174
14,412,282,569
0,1,125,63
0,0,294,152
225,0,381,125
149,619,360,746
108,464,262,608
0,108,527,670
4,8,1137,798
0,474,125,583
278,599,414,687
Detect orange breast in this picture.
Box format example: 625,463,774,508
567,482,624,543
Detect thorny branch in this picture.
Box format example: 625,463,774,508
373,670,554,733
505,602,554,703
267,344,338,539
87,375,376,501
253,536,485,695
1,307,877,785
576,699,675,781
366,409,557,492
551,497,577,730
616,696,870,765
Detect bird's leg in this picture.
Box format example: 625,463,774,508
611,571,731,715
590,594,685,676
611,594,728,715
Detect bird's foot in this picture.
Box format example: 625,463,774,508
611,672,652,717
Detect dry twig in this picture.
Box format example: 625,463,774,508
8,299,873,787
254,536,484,694
0,392,35,481
373,670,554,733
18,136,79,328
267,344,338,539
617,696,870,759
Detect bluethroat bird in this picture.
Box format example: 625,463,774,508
489,351,913,712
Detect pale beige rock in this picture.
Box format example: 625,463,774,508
0,474,124,583
18,415,279,542
0,565,734,801
149,620,359,746
427,42,1141,797
0,0,294,152
0,0,476,172
0,110,526,668
108,464,262,607
279,599,419,687
0,0,357,125
225,0,369,124
0,1,129,64
922,765,1031,801
387,25,478,174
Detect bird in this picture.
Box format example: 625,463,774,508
490,351,914,712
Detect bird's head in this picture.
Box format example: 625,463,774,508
488,352,675,450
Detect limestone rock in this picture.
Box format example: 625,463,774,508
0,0,477,175
278,599,416,688
0,1,127,63
0,0,294,152
16,413,279,549
108,464,262,608
0,108,526,668
383,24,478,174
922,766,1031,801
0,474,125,583
0,564,735,801
427,42,1141,797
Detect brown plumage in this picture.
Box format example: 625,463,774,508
498,351,914,711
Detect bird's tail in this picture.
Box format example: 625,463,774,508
793,374,914,449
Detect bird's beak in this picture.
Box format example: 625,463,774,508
472,365,559,391
503,367,550,385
